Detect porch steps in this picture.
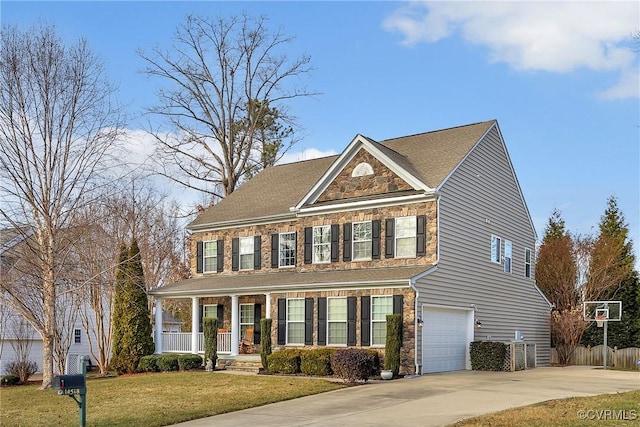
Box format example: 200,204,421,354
219,355,262,374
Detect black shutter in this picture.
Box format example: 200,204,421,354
317,297,327,346
196,241,203,273
361,296,370,346
393,295,404,315
343,223,352,261
304,227,312,264
254,236,261,270
198,304,203,332
277,299,286,345
216,305,224,325
416,215,427,256
385,218,395,258
372,220,381,260
271,234,279,268
232,238,239,271
330,224,339,262
305,298,314,345
216,240,224,272
347,296,357,346
253,303,262,344
293,232,297,265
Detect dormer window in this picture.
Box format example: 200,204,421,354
352,162,374,177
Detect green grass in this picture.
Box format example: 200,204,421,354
0,371,343,427
450,390,640,427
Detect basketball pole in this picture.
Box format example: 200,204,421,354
603,317,608,370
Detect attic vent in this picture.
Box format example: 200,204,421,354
352,162,374,177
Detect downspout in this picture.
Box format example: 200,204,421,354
411,280,420,375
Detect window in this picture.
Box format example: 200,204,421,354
313,226,331,263
239,237,254,270
525,248,532,279
504,240,512,273
203,304,217,320
327,298,347,345
491,235,501,264
74,328,81,344
287,299,305,344
203,241,218,273
240,304,255,340
371,296,393,346
279,232,296,267
353,221,372,261
395,216,417,258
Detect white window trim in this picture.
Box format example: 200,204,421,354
395,216,417,259
352,221,372,261
371,295,393,347
203,240,218,273
524,247,532,279
327,297,347,346
312,225,331,264
240,303,255,339
279,232,296,268
239,237,254,271
286,298,305,346
203,304,218,321
491,235,502,264
504,240,512,274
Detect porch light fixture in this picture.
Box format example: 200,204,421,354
417,317,424,327
475,319,482,328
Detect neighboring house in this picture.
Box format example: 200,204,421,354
152,309,183,333
0,227,98,375
150,120,551,374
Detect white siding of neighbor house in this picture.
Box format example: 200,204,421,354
414,124,551,371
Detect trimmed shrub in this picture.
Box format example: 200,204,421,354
6,360,37,384
1,375,20,386
178,354,203,371
266,349,301,374
203,317,219,370
300,348,336,376
365,349,381,376
156,354,180,372
138,355,160,372
470,341,507,371
331,348,374,383
384,314,402,376
260,318,272,372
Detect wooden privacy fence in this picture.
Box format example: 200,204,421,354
551,345,640,369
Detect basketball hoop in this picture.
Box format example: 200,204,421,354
596,315,606,328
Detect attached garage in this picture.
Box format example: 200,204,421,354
422,306,473,374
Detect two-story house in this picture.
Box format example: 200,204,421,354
150,120,551,375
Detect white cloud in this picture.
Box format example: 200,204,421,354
278,148,338,165
383,1,639,98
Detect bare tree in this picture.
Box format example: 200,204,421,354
139,14,316,199
0,23,123,387
6,315,38,383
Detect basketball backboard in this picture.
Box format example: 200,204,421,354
583,301,622,322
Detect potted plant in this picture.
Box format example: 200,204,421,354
382,313,402,379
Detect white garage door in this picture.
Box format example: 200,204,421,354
422,307,470,374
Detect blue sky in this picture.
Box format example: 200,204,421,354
3,1,639,261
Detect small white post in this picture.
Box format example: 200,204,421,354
265,292,271,319
154,298,163,354
231,295,239,356
191,297,199,354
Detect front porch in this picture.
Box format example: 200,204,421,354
160,331,233,355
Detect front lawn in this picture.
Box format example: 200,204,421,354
450,390,640,427
0,371,343,427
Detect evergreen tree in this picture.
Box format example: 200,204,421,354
111,238,155,373
110,243,129,371
582,197,639,348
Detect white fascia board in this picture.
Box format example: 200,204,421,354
293,135,432,211
295,193,436,217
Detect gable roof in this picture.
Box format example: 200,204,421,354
190,120,496,230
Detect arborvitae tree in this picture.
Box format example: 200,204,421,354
203,317,218,371
582,197,639,348
111,239,155,373
384,314,403,376
110,243,129,371
260,318,272,372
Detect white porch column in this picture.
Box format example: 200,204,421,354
154,297,163,354
231,295,239,356
191,297,199,354
265,292,271,319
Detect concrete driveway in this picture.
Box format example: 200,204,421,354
173,366,640,427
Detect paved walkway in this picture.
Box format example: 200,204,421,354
173,366,640,427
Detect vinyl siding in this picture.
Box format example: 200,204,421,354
415,125,551,369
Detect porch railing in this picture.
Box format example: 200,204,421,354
161,332,232,355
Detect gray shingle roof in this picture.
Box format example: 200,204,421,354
150,266,430,297
190,120,495,228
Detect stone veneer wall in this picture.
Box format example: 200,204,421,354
317,148,414,202
268,287,417,375
190,201,437,275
